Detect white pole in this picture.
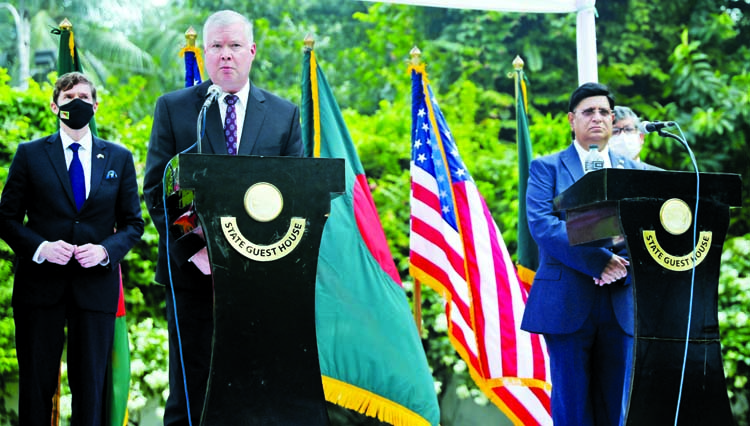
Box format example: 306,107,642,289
576,0,598,84
0,3,30,90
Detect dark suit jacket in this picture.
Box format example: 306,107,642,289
521,143,640,336
143,80,303,287
0,133,144,312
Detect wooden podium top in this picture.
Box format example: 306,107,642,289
554,169,741,212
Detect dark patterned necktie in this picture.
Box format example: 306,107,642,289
69,142,85,210
224,94,239,155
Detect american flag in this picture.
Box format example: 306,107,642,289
409,64,552,425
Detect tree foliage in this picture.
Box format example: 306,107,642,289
0,0,748,424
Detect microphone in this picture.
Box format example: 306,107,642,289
196,84,222,154
201,84,222,109
642,120,676,134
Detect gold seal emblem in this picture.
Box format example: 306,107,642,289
244,183,283,222
660,198,692,235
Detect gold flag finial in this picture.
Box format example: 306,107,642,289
513,55,525,71
304,33,315,51
59,18,72,31
410,46,422,66
185,26,198,47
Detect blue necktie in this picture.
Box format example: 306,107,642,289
224,94,239,155
69,142,85,210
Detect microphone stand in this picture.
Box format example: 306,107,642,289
658,125,701,426
195,104,209,155
657,128,690,156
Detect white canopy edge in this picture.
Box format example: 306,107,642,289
359,0,598,84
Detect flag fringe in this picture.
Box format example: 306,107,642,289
68,30,76,63
407,63,428,80
515,264,536,288
309,50,322,157
179,46,205,81
322,375,431,426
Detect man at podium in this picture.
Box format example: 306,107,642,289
143,9,302,426
521,82,641,426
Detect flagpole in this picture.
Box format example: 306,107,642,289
51,21,71,424
409,46,424,335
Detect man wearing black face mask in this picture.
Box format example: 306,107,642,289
0,72,144,425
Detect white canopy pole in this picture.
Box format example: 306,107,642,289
360,0,598,84
576,0,598,84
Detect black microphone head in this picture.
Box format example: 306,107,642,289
641,121,659,133
641,120,676,134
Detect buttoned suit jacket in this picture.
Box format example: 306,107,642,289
143,80,303,288
521,143,640,336
0,133,144,312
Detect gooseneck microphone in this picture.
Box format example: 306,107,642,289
201,84,222,110
196,84,223,154
641,120,676,134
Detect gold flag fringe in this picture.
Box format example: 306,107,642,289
516,264,536,288
322,376,432,426
179,46,206,82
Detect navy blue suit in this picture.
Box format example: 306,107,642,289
0,133,143,425
143,80,302,425
521,143,638,426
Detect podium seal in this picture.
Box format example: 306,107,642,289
660,198,692,235
220,182,306,262
244,182,284,222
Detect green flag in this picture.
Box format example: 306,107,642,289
515,63,538,291
55,19,98,135
302,46,440,426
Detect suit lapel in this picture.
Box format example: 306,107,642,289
45,133,78,210
205,102,226,154
88,138,108,205
238,84,265,155
561,143,584,182
189,81,225,155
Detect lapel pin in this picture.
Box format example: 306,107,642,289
97,154,104,159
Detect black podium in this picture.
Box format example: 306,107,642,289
164,153,344,425
554,168,741,426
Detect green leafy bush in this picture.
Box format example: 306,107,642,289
719,234,750,425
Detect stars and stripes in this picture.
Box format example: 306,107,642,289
409,63,552,426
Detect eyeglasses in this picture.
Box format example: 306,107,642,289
612,126,638,135
575,108,613,119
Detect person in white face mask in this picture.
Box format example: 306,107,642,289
611,106,662,170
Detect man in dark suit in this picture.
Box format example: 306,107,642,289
0,72,144,425
521,83,639,426
142,9,302,425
